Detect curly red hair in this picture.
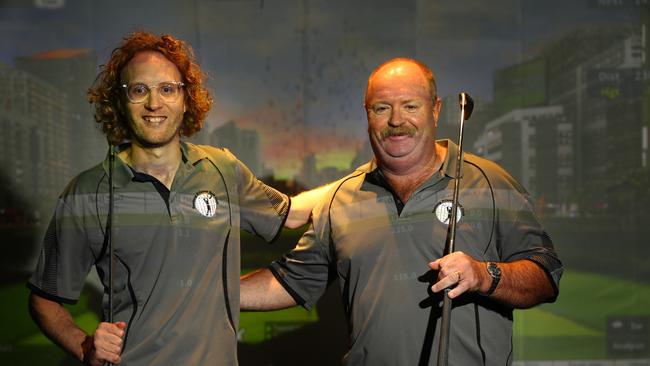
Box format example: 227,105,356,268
88,32,212,145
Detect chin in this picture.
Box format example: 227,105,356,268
134,134,177,148
383,145,415,158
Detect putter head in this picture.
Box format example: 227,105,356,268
458,92,474,120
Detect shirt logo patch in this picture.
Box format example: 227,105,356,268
193,191,218,218
433,199,464,225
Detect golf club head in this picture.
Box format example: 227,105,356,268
458,92,474,120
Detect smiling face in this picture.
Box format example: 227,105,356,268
365,60,441,172
120,51,186,148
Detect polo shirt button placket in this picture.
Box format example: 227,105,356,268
169,191,179,223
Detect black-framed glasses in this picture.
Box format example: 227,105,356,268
121,81,185,104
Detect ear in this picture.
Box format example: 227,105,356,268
432,96,442,128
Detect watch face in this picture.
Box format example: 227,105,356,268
488,262,501,277
485,262,501,296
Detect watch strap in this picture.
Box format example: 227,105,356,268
484,262,501,296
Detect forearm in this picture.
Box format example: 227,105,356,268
29,292,92,362
285,183,334,229
240,268,298,310
487,259,556,308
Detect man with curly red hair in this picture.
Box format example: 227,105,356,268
27,31,317,365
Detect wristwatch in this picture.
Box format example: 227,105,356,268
484,262,501,296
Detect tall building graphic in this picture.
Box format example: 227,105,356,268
210,121,262,175
493,58,547,116
476,23,649,216
552,30,645,213
15,49,105,175
539,27,639,213
0,63,71,220
474,106,573,214
300,152,318,188
299,151,347,188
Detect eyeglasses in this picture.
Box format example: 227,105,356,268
121,81,185,104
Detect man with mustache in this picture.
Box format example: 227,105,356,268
241,58,563,365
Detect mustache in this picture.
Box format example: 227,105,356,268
380,125,416,139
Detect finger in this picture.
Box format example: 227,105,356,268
447,272,468,298
98,322,126,338
428,259,441,270
94,348,121,364
100,337,123,351
97,350,120,363
109,325,126,340
94,331,124,350
431,278,452,293
93,336,123,362
94,328,117,341
448,280,470,298
431,271,461,293
94,338,122,356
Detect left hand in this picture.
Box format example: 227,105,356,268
428,251,488,298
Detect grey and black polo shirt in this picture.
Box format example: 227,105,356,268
29,141,289,366
270,139,563,365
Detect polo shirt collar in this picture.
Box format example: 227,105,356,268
101,143,134,188
181,141,209,165
101,141,206,188
438,139,463,179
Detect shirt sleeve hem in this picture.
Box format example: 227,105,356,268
268,264,311,310
27,283,78,305
514,256,562,301
269,195,290,244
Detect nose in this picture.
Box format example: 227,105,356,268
144,89,162,110
388,108,403,127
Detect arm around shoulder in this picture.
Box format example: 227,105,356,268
285,182,336,229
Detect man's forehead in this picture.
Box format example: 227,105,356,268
370,62,427,86
368,73,429,99
122,51,181,79
369,83,428,98
128,50,165,65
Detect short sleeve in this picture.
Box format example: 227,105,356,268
269,192,334,310
27,198,96,304
495,185,563,297
234,158,289,242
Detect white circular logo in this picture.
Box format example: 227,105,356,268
433,200,464,225
193,191,217,218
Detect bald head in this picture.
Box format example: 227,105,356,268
364,58,437,108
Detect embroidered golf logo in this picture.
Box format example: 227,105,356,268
193,191,217,218
433,199,464,225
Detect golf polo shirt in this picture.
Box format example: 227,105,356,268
29,141,289,365
270,139,563,365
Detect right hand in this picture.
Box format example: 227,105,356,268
86,321,126,365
